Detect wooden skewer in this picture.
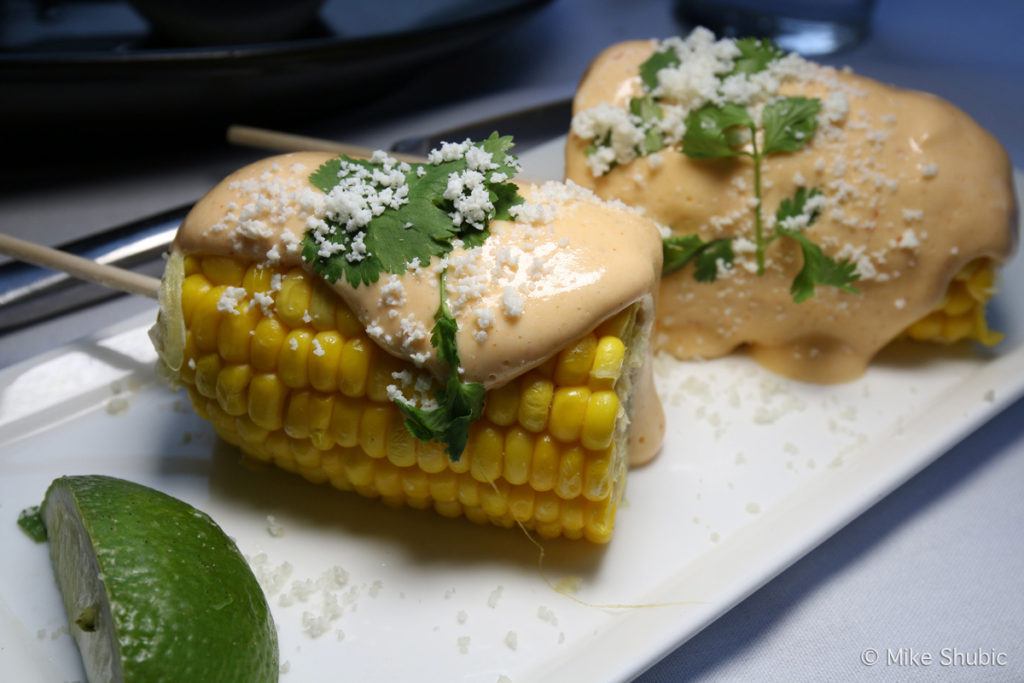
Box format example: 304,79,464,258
0,233,161,300
227,125,428,164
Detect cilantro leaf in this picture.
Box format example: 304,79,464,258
393,272,486,461
779,230,859,303
775,187,823,227
761,97,821,155
726,38,784,77
629,95,666,154
682,103,753,159
639,48,681,90
663,234,734,281
304,133,523,288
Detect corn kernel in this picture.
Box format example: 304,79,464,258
279,330,312,388
251,318,286,372
201,256,245,286
518,374,554,432
309,331,342,392
215,364,252,416
248,374,286,430
550,387,591,442
581,390,619,450
555,335,597,386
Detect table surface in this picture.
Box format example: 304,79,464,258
2,1,1023,680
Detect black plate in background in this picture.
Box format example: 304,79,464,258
0,0,553,127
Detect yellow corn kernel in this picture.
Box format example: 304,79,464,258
218,303,259,364
503,427,533,485
276,270,312,328
585,499,615,544
309,331,342,393
530,435,559,491
534,492,561,523
595,306,635,340
507,486,535,522
464,505,489,525
181,274,211,325
194,354,222,398
368,353,402,403
417,441,448,474
581,390,619,450
555,446,584,499
215,364,252,416
284,391,311,439
335,302,363,338
339,338,371,397
906,312,943,341
590,336,626,389
236,416,269,447
308,281,338,332
201,256,245,287
536,521,563,539
251,318,286,372
321,450,347,485
279,330,312,388
242,263,274,296
583,447,613,501
966,262,995,301
470,425,503,483
329,397,360,448
183,255,201,276
192,286,227,352
554,335,597,386
402,468,430,500
386,417,417,467
374,463,402,498
518,374,554,432
248,374,287,430
292,439,321,470
434,500,463,518
485,381,519,426
943,284,974,316
449,446,471,474
429,471,459,504
359,406,390,458
561,497,585,534
343,449,375,487
457,477,481,508
550,387,591,442
943,314,975,341
307,394,335,449
480,480,510,517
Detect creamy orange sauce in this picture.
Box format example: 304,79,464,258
174,151,667,460
567,40,1017,383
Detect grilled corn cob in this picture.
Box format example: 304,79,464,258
904,259,1002,346
172,253,649,543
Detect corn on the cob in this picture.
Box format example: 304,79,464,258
904,259,1002,346
177,254,644,543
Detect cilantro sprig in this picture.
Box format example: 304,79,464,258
393,271,486,461
673,96,858,301
303,133,522,288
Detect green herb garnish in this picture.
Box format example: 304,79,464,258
673,95,858,299
773,188,859,302
303,133,522,288
393,271,486,461
662,234,734,281
639,48,681,90
726,37,785,77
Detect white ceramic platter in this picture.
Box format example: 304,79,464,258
1,143,1020,683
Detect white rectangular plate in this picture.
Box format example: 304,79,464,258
1,143,1021,683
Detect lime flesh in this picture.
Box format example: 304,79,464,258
42,475,278,683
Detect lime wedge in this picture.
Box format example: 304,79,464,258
41,476,278,682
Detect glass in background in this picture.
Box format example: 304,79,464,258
676,0,876,55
